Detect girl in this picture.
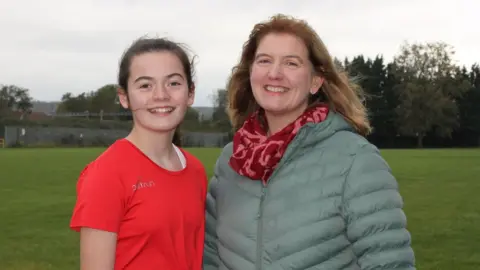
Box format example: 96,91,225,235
70,37,207,270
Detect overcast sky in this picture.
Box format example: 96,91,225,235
0,0,477,106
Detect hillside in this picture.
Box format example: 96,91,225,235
30,101,214,120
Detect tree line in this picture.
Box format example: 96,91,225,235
338,42,479,148
1,41,479,148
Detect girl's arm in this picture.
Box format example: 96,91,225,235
80,228,117,270
70,162,125,270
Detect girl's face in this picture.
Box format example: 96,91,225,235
118,51,194,133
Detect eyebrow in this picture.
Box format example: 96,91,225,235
255,53,304,63
134,76,153,83
166,73,185,80
133,73,184,83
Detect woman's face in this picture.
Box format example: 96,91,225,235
250,32,323,128
118,51,194,133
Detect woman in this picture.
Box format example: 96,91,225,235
70,37,207,270
204,14,415,270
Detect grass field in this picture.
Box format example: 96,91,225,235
0,147,479,270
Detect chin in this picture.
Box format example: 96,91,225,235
257,100,288,114
146,124,179,133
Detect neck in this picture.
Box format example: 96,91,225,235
126,125,182,171
264,104,307,136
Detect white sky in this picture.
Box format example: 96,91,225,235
0,0,478,106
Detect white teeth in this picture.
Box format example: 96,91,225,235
265,86,287,92
149,107,173,113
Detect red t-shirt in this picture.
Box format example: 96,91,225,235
70,139,207,270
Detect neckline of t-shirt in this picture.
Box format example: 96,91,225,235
173,144,187,169
119,138,190,176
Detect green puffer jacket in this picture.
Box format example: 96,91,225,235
203,111,415,270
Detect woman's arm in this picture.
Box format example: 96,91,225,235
342,143,416,269
203,162,221,270
80,228,117,270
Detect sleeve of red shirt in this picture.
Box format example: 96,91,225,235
70,161,125,233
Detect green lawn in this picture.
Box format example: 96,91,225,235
0,147,479,270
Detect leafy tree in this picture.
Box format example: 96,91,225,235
392,41,470,147
56,84,122,119
333,57,344,71
56,92,90,114
210,88,231,131
455,65,480,145
89,84,119,113
0,84,33,118
179,107,202,131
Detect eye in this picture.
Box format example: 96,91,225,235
286,61,299,67
139,83,152,89
257,58,271,64
169,81,182,87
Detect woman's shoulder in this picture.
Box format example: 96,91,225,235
220,142,234,158
307,126,377,158
304,130,390,183
301,111,376,156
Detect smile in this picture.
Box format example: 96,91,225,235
264,85,288,93
147,107,175,114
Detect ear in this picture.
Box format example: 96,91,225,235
310,75,325,95
187,83,195,106
117,87,129,109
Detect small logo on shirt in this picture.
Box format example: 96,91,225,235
132,180,155,191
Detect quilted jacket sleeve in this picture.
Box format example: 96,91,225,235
342,143,416,270
203,162,220,269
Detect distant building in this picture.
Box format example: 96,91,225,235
31,101,60,115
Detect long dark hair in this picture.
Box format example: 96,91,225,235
117,37,196,146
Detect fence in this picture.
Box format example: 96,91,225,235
3,126,231,148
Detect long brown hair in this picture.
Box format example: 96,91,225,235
226,14,371,136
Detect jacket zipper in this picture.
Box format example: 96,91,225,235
256,181,267,270
254,128,307,270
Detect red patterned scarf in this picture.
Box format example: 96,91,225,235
229,104,329,184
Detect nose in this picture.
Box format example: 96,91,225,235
152,85,170,100
267,62,284,80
